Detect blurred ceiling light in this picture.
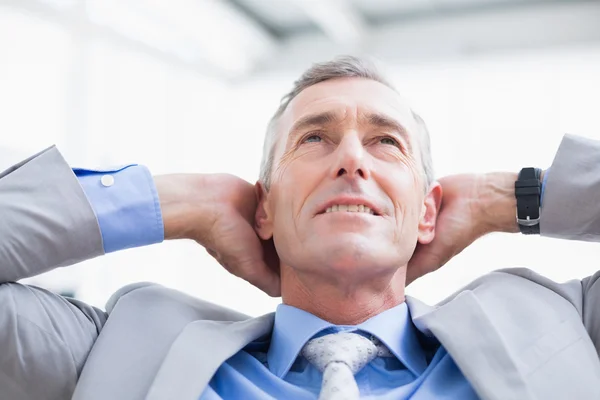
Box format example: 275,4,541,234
349,0,435,17
86,0,276,77
290,0,367,46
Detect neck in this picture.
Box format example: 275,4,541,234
280,265,407,325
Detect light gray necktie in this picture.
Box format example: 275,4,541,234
301,332,393,400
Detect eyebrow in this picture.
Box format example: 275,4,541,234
365,112,412,152
287,110,413,151
288,111,339,139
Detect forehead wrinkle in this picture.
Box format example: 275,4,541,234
290,110,340,133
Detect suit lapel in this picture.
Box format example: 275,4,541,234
145,313,275,400
407,293,535,400
146,291,541,400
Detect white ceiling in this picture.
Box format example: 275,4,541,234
3,0,600,79
231,0,575,36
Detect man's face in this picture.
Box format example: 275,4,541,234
257,78,439,282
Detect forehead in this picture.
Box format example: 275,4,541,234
279,77,416,134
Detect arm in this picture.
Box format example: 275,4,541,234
0,146,280,399
406,170,519,285
535,134,600,354
482,134,600,354
0,146,105,282
1,146,280,292
0,147,110,399
407,134,600,353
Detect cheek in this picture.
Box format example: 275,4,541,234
275,149,328,203
270,164,322,230
274,143,330,182
374,163,423,223
373,145,423,185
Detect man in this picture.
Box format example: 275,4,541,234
1,56,599,400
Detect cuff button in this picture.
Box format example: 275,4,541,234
100,174,115,187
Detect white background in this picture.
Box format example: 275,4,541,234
2,1,600,315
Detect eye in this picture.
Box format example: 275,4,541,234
379,136,400,146
302,134,322,143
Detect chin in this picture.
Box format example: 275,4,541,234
313,238,391,272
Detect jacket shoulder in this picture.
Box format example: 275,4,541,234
490,267,583,313
105,282,251,322
105,282,157,313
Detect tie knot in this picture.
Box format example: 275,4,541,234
301,332,380,374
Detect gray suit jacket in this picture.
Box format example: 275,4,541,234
2,135,600,400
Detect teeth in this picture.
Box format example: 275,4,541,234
324,204,375,214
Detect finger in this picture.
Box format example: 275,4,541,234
222,237,281,297
234,256,281,297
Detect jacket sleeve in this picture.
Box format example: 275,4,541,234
0,147,108,399
540,134,600,357
541,134,600,242
0,146,105,282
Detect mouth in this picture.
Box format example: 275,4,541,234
324,204,376,215
317,198,382,216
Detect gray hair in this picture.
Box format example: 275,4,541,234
259,55,434,191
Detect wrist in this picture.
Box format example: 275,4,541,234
478,172,520,234
155,174,214,241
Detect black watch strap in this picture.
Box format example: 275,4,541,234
515,167,542,235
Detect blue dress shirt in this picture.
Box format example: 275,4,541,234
74,165,550,399
200,303,479,399
74,165,164,253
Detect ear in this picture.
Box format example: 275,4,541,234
417,181,442,245
255,181,274,240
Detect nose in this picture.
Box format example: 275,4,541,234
331,133,370,180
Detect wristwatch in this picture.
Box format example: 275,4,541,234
515,167,542,234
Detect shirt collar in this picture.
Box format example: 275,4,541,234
266,302,427,378
267,304,334,378
356,302,427,376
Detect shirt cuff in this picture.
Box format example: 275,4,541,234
541,168,549,207
74,164,164,253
